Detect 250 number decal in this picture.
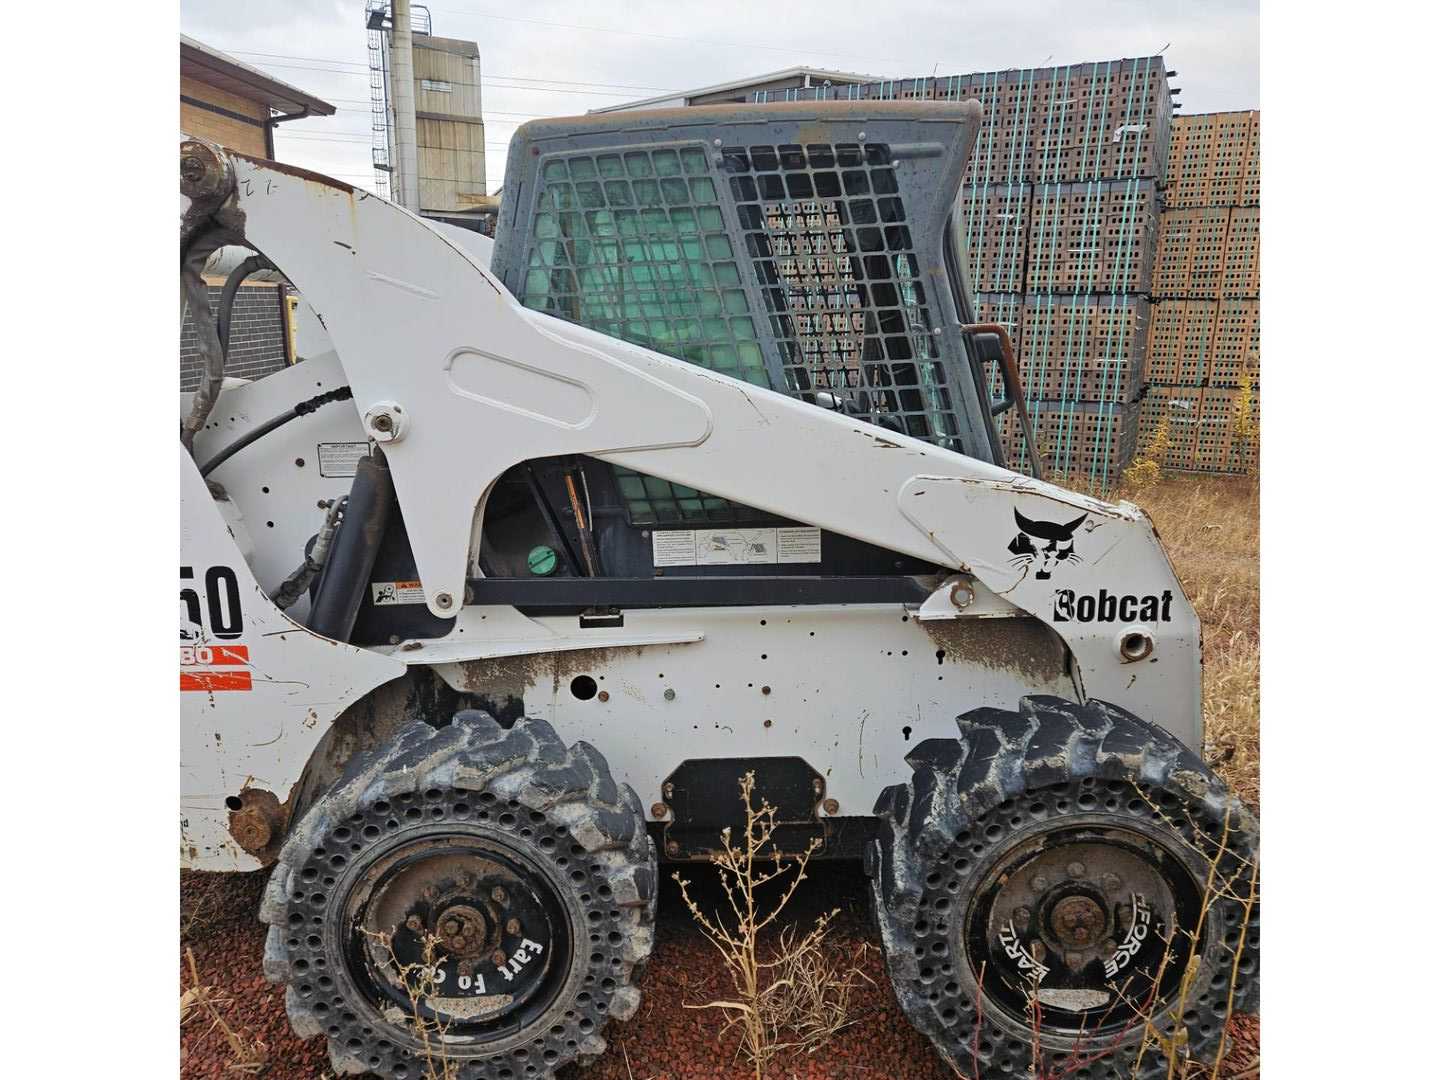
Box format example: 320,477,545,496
181,565,244,641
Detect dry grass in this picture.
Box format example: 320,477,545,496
1116,474,1260,808
182,947,268,1073
673,771,871,1078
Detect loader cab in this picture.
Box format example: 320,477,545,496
488,100,1013,476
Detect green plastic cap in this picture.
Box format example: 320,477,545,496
527,545,559,576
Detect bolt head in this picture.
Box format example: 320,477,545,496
1031,875,1049,892
1014,906,1032,924
650,802,668,819
405,915,423,931
597,690,610,702
505,918,521,936
1066,861,1087,879
663,688,676,701
822,798,840,815
491,886,508,905
492,950,507,966
665,840,680,856
1101,873,1123,894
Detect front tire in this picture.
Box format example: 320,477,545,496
869,696,1258,1079
259,710,656,1078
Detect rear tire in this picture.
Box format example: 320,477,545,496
868,696,1257,1079
259,710,656,1079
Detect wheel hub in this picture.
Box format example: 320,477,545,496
1049,894,1106,950
968,829,1199,1032
343,834,572,1035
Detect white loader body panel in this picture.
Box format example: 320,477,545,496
180,146,1201,871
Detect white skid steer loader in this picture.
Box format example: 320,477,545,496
180,99,1256,1080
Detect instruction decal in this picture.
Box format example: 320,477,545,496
372,580,426,606
318,441,370,478
652,527,822,567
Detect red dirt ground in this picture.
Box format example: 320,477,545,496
180,862,1258,1079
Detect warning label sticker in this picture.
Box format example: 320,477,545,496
652,527,822,567
372,580,426,606
318,441,370,478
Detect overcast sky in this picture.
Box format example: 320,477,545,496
180,0,1259,195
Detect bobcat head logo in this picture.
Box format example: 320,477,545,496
1008,508,1088,580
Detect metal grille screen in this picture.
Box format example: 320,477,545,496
725,142,961,450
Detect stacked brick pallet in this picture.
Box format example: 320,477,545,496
1141,111,1260,474
755,58,1174,486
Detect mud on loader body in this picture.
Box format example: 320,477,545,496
180,100,1256,1079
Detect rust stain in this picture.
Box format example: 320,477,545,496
227,786,288,864
231,150,356,194
457,645,646,698
921,616,1068,681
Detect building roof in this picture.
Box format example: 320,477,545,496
181,34,336,117
591,65,880,114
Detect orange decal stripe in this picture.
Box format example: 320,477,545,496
181,671,253,692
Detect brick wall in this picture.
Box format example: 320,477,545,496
180,282,290,390
180,74,269,157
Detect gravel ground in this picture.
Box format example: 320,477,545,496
180,862,1259,1079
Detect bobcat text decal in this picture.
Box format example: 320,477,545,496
1052,588,1174,624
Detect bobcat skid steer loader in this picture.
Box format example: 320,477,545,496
180,99,1256,1080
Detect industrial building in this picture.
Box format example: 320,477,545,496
365,0,489,229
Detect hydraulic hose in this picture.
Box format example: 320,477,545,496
198,386,353,478
217,254,276,354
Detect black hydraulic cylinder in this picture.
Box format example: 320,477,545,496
307,449,394,643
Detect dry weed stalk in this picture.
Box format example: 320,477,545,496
673,771,862,1078
363,929,460,1080
182,947,268,1073
1123,408,1172,491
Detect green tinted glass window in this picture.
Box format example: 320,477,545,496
522,146,775,524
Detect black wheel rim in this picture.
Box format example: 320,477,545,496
963,822,1204,1036
341,829,574,1043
